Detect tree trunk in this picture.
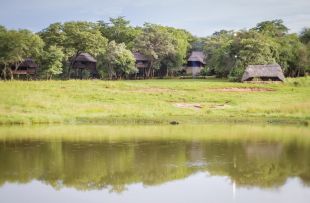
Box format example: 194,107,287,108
2,64,7,80
107,64,114,80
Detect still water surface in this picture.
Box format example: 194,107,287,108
0,124,309,203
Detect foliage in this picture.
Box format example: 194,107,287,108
160,27,193,76
62,21,108,58
0,28,44,79
251,19,288,37
98,17,141,49
300,28,310,44
204,30,235,77
38,23,66,49
205,20,310,80
97,41,137,79
229,31,277,80
40,46,65,79
275,34,309,76
38,22,108,60
1,18,310,81
133,24,176,78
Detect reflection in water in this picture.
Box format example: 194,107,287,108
0,124,310,203
0,135,310,192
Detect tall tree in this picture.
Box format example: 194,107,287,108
203,30,235,77
0,28,44,79
97,41,137,79
40,46,65,79
38,23,65,48
300,28,310,44
252,19,289,37
229,31,278,80
160,27,193,76
63,21,107,58
98,17,141,49
39,21,108,78
133,24,175,78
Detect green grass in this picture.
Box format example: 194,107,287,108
0,77,309,125
1,124,309,144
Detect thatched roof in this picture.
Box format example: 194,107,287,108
71,53,96,63
133,52,148,61
241,64,285,82
188,51,206,64
19,58,38,68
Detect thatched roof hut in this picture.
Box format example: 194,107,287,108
12,58,38,75
71,53,97,68
241,64,285,82
186,51,206,76
187,51,206,66
70,52,98,78
133,52,149,69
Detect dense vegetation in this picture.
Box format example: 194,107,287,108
0,18,309,80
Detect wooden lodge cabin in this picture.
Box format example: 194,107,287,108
133,52,149,78
11,58,38,78
241,64,285,82
186,51,206,76
70,52,99,79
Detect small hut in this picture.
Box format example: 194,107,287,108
70,52,98,79
241,64,285,82
11,58,38,76
133,52,149,77
186,51,206,76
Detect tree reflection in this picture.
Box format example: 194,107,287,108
0,139,309,192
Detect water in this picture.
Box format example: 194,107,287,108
0,124,309,203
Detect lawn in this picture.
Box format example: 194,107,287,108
0,77,309,125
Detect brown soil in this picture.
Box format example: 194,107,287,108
209,104,231,109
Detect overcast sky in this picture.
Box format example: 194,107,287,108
1,0,309,36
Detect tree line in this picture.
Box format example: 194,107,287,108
0,18,309,80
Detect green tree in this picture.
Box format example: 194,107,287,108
97,41,137,79
160,27,193,77
0,28,44,79
203,30,235,77
229,31,278,80
40,46,65,79
275,34,308,77
63,21,108,58
39,21,108,78
98,17,141,49
133,24,175,78
252,19,288,37
300,28,310,44
64,22,108,78
38,23,66,48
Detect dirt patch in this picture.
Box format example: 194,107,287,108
174,103,203,110
209,104,231,109
131,88,175,93
209,87,274,92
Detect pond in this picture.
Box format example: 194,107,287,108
0,124,309,203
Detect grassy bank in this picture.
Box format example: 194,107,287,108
0,77,309,125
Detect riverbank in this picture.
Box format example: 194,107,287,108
0,77,309,125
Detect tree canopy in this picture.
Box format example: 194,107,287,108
0,28,44,79
0,18,309,81
97,41,137,79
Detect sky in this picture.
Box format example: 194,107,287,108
0,0,309,36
